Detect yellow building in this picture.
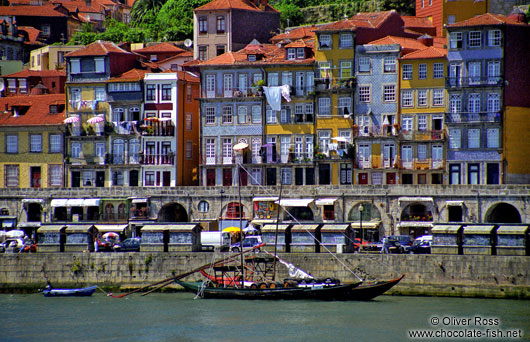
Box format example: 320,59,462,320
29,45,84,71
0,94,66,188
398,45,447,184
504,106,530,184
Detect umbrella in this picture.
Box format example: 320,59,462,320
243,226,259,234
64,116,79,124
144,117,159,122
222,227,241,233
158,117,172,122
233,142,249,151
102,232,119,239
87,116,104,124
5,230,25,238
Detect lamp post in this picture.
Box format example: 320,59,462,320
359,204,364,245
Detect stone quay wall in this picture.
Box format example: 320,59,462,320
1,253,529,299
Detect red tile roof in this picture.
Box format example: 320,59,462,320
284,39,313,48
0,4,69,17
176,70,200,83
402,16,434,29
400,46,446,60
271,25,316,43
447,13,527,28
51,0,103,13
3,70,66,78
315,11,395,32
0,94,65,127
133,42,186,54
368,35,427,51
195,0,278,13
66,41,133,57
108,68,149,82
17,26,42,44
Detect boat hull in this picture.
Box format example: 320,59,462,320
42,285,98,297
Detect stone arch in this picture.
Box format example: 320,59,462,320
347,202,382,222
400,203,433,222
26,203,42,222
485,202,521,223
224,201,247,219
157,202,188,222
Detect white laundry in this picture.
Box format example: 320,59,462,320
263,86,282,111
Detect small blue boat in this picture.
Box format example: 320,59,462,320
42,285,97,297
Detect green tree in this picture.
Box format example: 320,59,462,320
273,2,305,28
131,0,167,26
154,0,208,41
380,0,415,15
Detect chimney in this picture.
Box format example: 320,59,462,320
85,0,92,7
418,34,433,47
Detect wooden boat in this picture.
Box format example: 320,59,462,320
42,285,97,297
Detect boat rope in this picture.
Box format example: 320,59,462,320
238,163,365,282
194,281,207,299
96,286,113,296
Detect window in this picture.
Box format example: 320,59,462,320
340,61,352,78
383,57,396,73
433,63,444,79
418,64,427,79
339,33,353,48
238,106,248,124
41,24,50,36
383,85,396,102
94,87,106,101
267,72,279,86
287,48,296,60
95,58,105,73
222,138,232,160
49,134,62,153
468,128,480,148
432,145,443,161
6,135,18,153
251,168,261,185
319,34,331,49
280,105,291,123
340,164,352,185
162,84,172,101
145,172,155,186
449,32,462,49
359,86,370,102
281,168,292,185
206,138,215,163
318,97,331,116
5,165,19,187
185,141,193,159
222,106,233,124
358,57,370,73
418,144,427,161
305,103,314,122
338,97,351,116
402,145,412,162
251,105,261,124
185,113,192,130
432,89,444,106
487,61,501,83
266,105,277,124
113,171,124,186
95,142,105,159
216,16,225,34
7,79,16,93
49,165,62,187
30,134,42,153
448,128,461,149
401,90,413,107
488,30,501,47
402,64,412,80
358,144,370,162
216,45,225,56
297,48,305,59
146,84,156,101
282,72,293,86
199,16,207,34
280,136,290,162
468,93,481,116
70,59,80,74
487,128,499,148
71,142,81,158
186,85,193,102
19,79,27,94
450,94,462,113
198,46,207,61
487,93,500,113
318,131,331,155
418,115,427,131
108,83,141,92
205,107,215,125
198,201,209,213
70,87,81,102
468,62,481,84
402,117,412,132
238,74,248,94
468,31,482,48
417,89,428,107
447,15,455,25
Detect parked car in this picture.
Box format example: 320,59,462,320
230,236,262,253
408,235,432,254
352,238,370,252
113,237,141,252
387,235,413,253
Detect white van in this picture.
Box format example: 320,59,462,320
200,231,230,252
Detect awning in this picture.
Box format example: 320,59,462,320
350,221,381,229
319,223,349,232
83,199,101,207
252,197,279,202
496,225,529,235
290,224,320,232
397,222,433,228
431,224,462,234
463,225,496,234
140,224,173,232
37,225,66,233
398,197,433,205
260,224,291,232
50,199,69,207
94,224,128,233
22,199,44,204
167,224,200,232
446,201,464,207
130,198,149,203
67,199,84,207
275,198,314,207
65,225,94,233
17,222,40,228
315,198,337,206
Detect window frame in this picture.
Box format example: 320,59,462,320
216,16,225,34
468,31,482,48
319,34,332,49
30,134,42,153
383,56,396,73
402,64,412,80
401,90,414,108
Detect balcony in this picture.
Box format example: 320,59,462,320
445,111,501,124
399,130,445,141
293,85,316,97
139,121,175,137
203,87,264,99
398,158,444,170
140,153,174,165
353,125,398,138
315,77,356,93
106,153,140,165
445,76,503,88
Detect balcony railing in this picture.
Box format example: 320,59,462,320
445,111,501,123
398,158,444,170
203,87,265,99
354,125,398,138
140,153,174,165
445,76,503,88
315,77,356,92
106,153,140,165
139,121,175,136
399,130,445,141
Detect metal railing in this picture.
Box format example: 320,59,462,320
445,76,503,88
445,111,501,123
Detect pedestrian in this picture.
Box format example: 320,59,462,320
380,236,390,254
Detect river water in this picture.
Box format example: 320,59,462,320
1,292,528,342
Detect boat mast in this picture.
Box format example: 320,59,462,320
272,178,283,281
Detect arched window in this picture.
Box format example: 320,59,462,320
128,107,140,121
105,204,114,220
226,202,243,218
117,203,126,219
198,201,209,213
113,108,124,122
129,139,140,163
348,203,381,222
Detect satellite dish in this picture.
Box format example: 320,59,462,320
184,39,193,48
